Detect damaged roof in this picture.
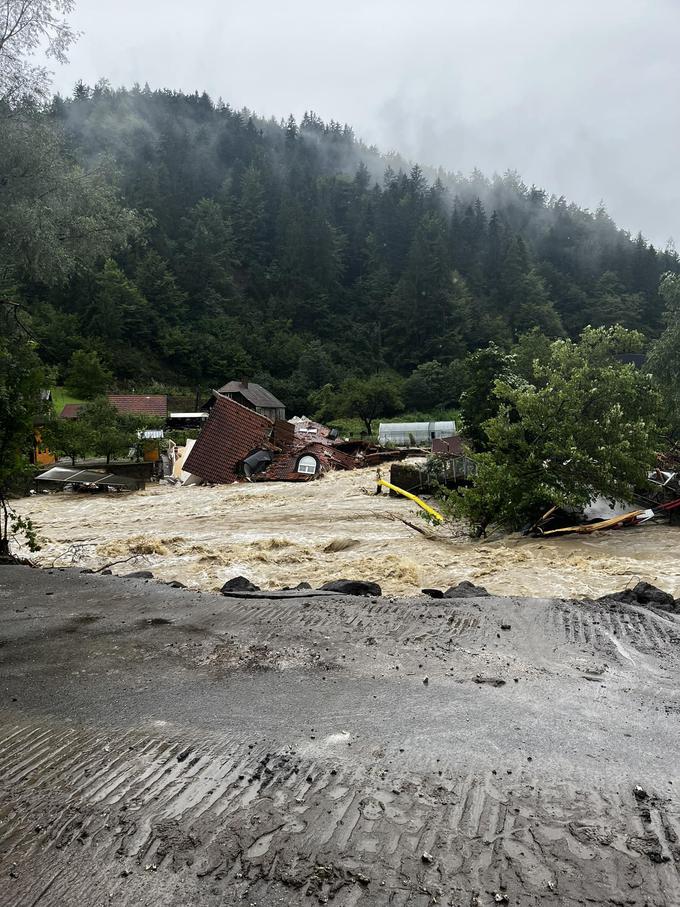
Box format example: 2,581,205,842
216,381,285,410
184,397,406,485
257,441,358,482
36,466,141,490
183,394,273,483
289,416,333,438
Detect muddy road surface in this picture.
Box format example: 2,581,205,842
1,566,679,905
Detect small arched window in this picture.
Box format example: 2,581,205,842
297,455,318,475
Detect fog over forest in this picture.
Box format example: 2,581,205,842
52,0,679,248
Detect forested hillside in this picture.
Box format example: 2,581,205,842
23,83,679,414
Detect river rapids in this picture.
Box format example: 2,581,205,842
13,469,680,597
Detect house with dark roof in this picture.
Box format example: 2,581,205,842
209,380,285,422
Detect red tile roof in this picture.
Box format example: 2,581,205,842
107,395,168,418
59,404,84,420
184,394,273,483
256,440,358,482
272,419,296,446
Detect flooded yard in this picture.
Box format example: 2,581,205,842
14,469,680,597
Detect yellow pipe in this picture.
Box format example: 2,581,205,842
377,479,445,522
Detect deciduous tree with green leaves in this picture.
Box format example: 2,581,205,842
0,1,142,556
65,349,112,399
0,0,77,100
446,326,662,535
0,302,46,555
81,398,137,464
41,413,93,465
648,273,680,437
322,374,404,436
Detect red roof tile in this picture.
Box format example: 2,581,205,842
107,395,168,417
256,440,358,482
184,394,273,483
272,419,296,446
59,404,84,420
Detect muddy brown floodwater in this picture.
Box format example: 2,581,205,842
14,469,680,596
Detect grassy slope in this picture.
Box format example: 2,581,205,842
51,387,85,415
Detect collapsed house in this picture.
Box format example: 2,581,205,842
182,393,406,484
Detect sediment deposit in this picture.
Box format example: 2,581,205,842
1,566,679,905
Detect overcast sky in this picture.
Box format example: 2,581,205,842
50,0,679,247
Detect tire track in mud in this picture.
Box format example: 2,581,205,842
2,719,679,906
221,599,481,645
551,598,680,661
2,570,680,905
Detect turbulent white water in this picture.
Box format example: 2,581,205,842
14,469,680,597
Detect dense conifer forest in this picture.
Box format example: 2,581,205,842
22,83,680,414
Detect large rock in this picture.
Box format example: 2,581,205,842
220,575,261,594
600,581,678,613
126,570,154,579
444,581,490,599
319,579,382,597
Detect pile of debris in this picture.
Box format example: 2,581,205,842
181,394,409,485
527,449,680,537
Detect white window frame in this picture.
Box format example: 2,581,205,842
297,455,318,475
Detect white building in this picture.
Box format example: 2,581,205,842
377,421,457,447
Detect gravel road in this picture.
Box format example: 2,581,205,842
1,565,679,905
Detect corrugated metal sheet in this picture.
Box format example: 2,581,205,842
36,466,139,489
